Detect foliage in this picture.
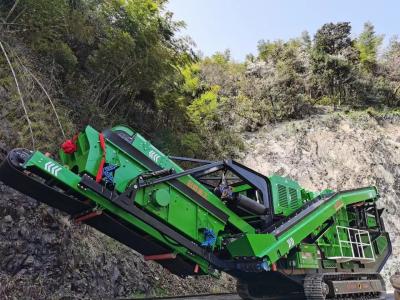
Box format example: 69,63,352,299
314,22,353,54
310,22,359,106
355,22,383,73
0,0,210,157
179,21,400,133
188,85,220,124
0,1,400,160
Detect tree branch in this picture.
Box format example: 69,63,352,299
11,49,66,139
0,40,35,149
5,0,20,23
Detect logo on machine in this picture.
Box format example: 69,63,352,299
44,162,62,177
286,237,295,249
149,150,161,163
187,180,207,199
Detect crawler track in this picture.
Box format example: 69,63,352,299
119,293,240,300
304,273,386,300
123,292,307,300
122,293,395,300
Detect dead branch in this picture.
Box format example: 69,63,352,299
10,7,25,24
92,60,139,105
0,40,35,149
5,0,20,23
11,49,66,139
394,83,400,97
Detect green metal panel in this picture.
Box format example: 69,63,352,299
293,244,319,269
152,189,170,207
226,234,278,259
367,215,378,227
374,235,388,255
232,184,252,193
269,175,303,216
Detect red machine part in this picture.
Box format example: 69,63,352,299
95,133,106,183
144,253,177,261
74,210,103,223
61,134,78,154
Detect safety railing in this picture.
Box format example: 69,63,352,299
327,226,375,263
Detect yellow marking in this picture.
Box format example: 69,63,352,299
334,200,344,211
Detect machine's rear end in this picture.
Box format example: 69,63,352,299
0,125,391,300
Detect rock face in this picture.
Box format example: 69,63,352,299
242,112,400,285
0,182,235,299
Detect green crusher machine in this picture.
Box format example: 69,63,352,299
0,125,392,299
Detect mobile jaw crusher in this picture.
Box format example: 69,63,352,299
0,125,391,299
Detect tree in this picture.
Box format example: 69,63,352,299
356,22,383,73
311,22,360,107
314,22,353,54
300,31,312,49
242,39,310,126
382,36,400,105
0,0,201,153
257,39,285,62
